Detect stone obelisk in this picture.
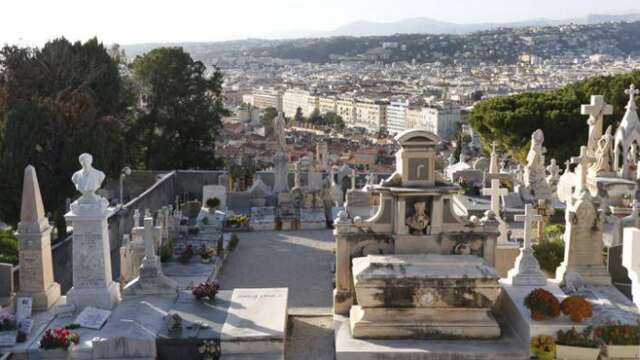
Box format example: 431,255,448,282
16,166,61,310
65,153,121,310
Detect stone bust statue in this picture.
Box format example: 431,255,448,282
406,201,430,235
71,153,106,204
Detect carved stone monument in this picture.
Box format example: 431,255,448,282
523,129,552,201
506,204,547,286
123,215,178,296
16,166,61,310
65,153,121,310
556,187,611,285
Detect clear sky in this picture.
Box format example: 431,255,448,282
1,0,639,45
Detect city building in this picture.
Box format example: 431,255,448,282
336,97,357,126
251,88,283,110
318,96,337,114
283,88,318,118
386,99,409,134
355,99,388,133
418,101,461,140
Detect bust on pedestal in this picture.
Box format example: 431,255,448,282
65,153,121,310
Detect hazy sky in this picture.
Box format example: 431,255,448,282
1,0,639,45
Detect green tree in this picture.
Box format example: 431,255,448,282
0,229,18,265
294,107,305,123
469,70,640,164
0,38,132,238
262,106,278,137
309,109,323,124
324,112,345,132
130,47,229,170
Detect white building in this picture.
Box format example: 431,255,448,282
355,99,387,133
251,88,283,110
386,99,409,134
417,101,461,140
283,88,317,118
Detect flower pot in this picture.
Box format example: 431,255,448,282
556,345,600,360
603,344,640,359
0,330,17,347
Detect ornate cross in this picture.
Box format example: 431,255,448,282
570,146,595,194
534,199,554,242
581,95,613,155
626,84,639,110
482,178,507,214
515,204,543,249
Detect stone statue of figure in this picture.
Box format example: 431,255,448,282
406,201,430,235
524,129,552,200
590,126,614,174
71,153,105,204
273,112,287,152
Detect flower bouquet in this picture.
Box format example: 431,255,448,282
530,335,555,360
199,339,221,360
178,245,194,264
200,245,215,263
560,295,592,322
192,281,220,301
556,327,600,360
40,327,80,350
524,288,560,320
594,321,640,359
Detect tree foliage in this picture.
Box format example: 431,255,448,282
0,38,133,237
130,47,229,170
469,70,640,164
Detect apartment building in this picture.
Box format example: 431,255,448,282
251,88,283,110
355,99,387,133
336,97,356,126
318,96,337,114
283,88,318,118
418,101,461,140
386,99,409,134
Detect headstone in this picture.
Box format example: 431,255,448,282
65,153,121,311
92,320,157,359
622,227,640,308
123,216,178,296
16,165,61,310
0,263,14,306
221,288,288,353
507,204,547,286
482,179,510,244
556,189,611,285
15,297,32,322
75,306,111,330
203,185,226,210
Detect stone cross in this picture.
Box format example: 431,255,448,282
482,179,507,214
515,204,543,250
534,199,554,242
547,159,561,180
488,142,500,176
351,169,356,190
626,84,640,111
570,146,595,195
564,160,572,175
581,95,613,155
143,216,156,259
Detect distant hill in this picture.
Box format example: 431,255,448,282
326,13,640,37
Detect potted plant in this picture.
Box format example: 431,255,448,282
199,339,220,360
594,322,640,359
530,335,555,360
192,281,220,301
40,327,80,351
206,197,220,213
560,295,592,322
555,327,600,360
200,245,215,264
160,240,174,263
524,288,561,320
0,311,17,346
201,217,210,225
178,245,194,264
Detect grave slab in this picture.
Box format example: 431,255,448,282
334,315,527,360
221,288,288,355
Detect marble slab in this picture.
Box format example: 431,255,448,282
221,288,288,355
334,315,527,360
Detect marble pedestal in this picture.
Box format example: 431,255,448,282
65,201,121,311
350,254,501,340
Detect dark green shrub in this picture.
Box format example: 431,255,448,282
533,238,565,276
0,229,18,265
